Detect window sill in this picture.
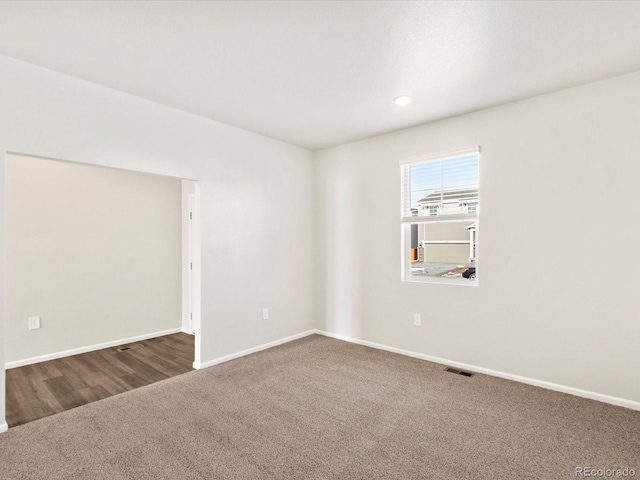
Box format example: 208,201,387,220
401,276,478,287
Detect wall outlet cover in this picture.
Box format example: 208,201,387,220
413,314,422,327
28,316,41,330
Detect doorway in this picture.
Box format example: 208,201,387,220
3,152,201,427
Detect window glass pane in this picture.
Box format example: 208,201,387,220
409,154,479,216
402,150,479,285
408,221,476,281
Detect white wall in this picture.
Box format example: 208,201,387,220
314,71,640,404
0,55,317,428
4,154,182,363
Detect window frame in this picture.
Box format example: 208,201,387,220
400,146,480,286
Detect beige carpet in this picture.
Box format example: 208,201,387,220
1,334,638,479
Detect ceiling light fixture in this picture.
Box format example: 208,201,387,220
394,96,412,106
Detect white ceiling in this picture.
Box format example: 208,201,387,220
1,1,640,150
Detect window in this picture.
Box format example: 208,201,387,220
400,147,479,285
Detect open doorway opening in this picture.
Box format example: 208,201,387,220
3,152,201,427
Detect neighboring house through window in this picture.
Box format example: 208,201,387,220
400,147,479,285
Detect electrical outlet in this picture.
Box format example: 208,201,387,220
413,314,422,327
29,316,41,330
263,307,269,320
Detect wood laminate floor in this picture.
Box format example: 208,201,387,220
5,332,194,427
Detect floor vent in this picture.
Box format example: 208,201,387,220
445,367,475,377
115,343,145,353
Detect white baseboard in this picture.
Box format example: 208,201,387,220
19,325,632,414
0,422,7,434
316,330,640,412
193,329,317,370
5,328,183,369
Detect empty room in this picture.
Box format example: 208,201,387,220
0,1,639,479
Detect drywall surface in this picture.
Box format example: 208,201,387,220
5,154,182,363
314,71,640,403
0,55,316,426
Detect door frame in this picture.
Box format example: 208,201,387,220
187,192,197,335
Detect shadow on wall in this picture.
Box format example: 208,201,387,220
322,162,363,339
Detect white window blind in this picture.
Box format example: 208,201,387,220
400,147,479,223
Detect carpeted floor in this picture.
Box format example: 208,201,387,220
1,334,638,479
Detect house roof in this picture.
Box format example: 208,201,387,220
418,188,478,205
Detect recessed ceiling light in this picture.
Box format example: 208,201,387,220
394,96,412,106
